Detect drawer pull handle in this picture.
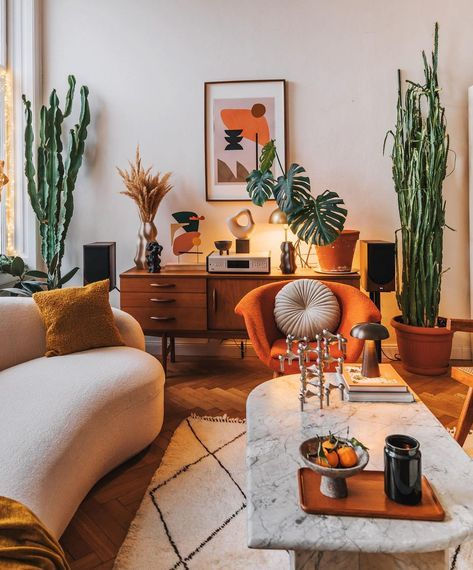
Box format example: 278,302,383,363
150,316,176,321
150,283,175,288
150,298,176,303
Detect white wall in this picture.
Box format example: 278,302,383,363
42,0,473,355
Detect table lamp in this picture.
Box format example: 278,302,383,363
350,322,389,377
269,207,296,274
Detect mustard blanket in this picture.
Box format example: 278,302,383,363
0,497,69,569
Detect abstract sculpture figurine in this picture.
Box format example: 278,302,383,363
226,208,255,253
279,330,347,411
146,241,163,273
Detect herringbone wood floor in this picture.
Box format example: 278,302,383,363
59,355,470,569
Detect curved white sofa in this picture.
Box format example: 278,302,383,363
0,297,165,538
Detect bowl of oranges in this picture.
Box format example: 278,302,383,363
300,434,369,499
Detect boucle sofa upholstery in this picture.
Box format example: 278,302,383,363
0,297,164,538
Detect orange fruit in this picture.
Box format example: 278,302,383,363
337,446,358,468
315,450,339,468
322,439,337,453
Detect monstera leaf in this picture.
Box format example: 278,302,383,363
288,189,347,246
259,140,276,172
246,169,275,206
273,163,311,213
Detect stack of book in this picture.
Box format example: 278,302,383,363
339,363,414,403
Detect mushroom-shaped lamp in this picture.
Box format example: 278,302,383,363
350,322,389,378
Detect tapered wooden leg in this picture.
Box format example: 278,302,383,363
161,333,168,375
170,336,176,363
455,386,473,446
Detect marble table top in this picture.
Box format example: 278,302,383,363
246,373,473,553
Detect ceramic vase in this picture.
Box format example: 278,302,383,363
280,241,296,274
134,221,157,269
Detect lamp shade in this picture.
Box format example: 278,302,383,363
268,208,288,225
350,322,389,341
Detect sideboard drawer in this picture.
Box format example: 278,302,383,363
121,276,206,294
122,307,207,331
121,292,206,309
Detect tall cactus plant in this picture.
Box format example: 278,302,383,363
22,75,90,286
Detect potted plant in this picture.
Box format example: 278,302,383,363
246,140,353,265
22,75,90,286
385,23,453,376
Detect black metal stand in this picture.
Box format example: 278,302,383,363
369,291,382,362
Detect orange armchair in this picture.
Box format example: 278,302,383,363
235,280,381,375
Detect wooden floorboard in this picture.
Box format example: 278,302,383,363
60,354,470,568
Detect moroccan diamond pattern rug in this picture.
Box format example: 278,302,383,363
113,415,288,569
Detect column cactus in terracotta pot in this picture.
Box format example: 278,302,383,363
385,24,453,376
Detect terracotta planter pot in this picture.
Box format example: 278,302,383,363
391,316,453,376
316,229,359,273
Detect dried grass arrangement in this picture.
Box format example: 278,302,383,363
118,146,172,223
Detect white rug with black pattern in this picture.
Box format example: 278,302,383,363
114,415,288,569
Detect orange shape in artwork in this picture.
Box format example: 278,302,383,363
221,108,270,146
173,231,201,255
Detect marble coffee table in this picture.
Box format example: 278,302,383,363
246,373,473,569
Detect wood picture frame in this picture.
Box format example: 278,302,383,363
204,79,287,202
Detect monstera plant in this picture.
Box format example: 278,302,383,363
246,140,347,246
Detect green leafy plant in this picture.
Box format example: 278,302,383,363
384,23,452,327
22,75,90,285
0,253,77,297
246,141,347,245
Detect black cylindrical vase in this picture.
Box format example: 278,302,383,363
384,434,422,505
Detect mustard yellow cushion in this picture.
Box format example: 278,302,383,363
33,279,125,357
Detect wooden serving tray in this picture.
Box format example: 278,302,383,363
298,468,445,521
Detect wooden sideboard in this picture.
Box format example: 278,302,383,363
120,267,360,372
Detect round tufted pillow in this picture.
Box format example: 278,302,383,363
274,279,341,339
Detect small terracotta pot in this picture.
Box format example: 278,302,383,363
391,316,453,376
316,230,359,273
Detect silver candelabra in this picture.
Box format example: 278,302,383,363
278,330,347,411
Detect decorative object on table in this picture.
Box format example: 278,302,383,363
0,253,75,297
0,159,9,200
350,322,389,377
315,229,359,273
269,207,297,273
205,79,286,201
300,435,369,498
145,241,163,273
384,435,422,505
246,139,347,251
226,208,255,253
170,211,205,266
214,240,232,255
298,468,444,521
83,242,116,291
118,146,172,270
23,75,89,287
206,251,270,274
384,24,454,376
32,279,124,357
279,332,347,411
341,363,414,403
274,279,340,340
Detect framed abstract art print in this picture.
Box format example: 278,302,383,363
204,79,286,201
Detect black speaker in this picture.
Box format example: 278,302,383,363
83,242,116,291
360,240,395,293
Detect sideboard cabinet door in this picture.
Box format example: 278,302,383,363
207,278,268,331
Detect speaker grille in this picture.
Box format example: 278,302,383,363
83,242,116,290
